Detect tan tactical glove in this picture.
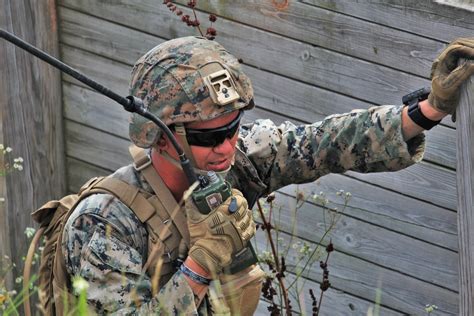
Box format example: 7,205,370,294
185,189,256,275
428,38,474,118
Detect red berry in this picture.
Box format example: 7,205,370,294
206,27,217,36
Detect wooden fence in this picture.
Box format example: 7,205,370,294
457,67,474,316
1,0,473,315
0,0,66,290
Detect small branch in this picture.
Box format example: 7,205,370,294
188,1,204,36
316,242,333,315
257,199,291,315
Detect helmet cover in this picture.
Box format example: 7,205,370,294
129,36,254,148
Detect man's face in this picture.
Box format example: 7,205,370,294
163,110,241,171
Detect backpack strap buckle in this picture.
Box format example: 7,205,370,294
133,153,152,171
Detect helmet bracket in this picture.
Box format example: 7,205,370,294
204,69,240,106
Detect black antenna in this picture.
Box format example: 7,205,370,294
0,28,197,186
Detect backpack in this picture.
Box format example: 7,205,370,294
23,146,190,316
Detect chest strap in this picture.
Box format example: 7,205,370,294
129,145,190,249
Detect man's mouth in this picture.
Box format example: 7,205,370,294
208,158,230,170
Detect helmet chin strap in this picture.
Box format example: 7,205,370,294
173,123,197,168
161,122,234,179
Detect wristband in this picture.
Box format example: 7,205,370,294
180,263,211,286
402,87,441,130
407,102,441,130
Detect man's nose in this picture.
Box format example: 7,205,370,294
212,137,235,154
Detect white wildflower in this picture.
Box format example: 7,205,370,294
25,227,36,238
73,276,90,293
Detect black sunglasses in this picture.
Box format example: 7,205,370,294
181,111,243,147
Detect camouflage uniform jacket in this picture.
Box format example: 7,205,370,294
62,105,425,315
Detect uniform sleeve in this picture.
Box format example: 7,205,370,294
239,105,425,193
62,194,199,315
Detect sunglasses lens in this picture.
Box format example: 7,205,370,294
185,112,242,147
186,123,239,147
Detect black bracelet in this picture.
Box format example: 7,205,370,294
407,101,441,130
180,263,211,286
402,87,441,130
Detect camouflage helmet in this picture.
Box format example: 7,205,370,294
129,36,254,148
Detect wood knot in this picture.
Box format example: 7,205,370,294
301,50,311,61
271,0,289,11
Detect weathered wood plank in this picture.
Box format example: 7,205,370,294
424,124,456,168
58,6,161,66
268,191,458,291
0,101,7,287
58,2,431,109
67,157,110,193
66,120,131,171
63,82,130,139
60,45,130,96
254,229,459,315
456,67,474,316
281,176,458,250
175,0,445,78
60,40,456,169
301,0,474,42
348,161,456,210
59,3,457,128
59,6,371,114
58,5,455,129
0,0,66,286
280,273,403,316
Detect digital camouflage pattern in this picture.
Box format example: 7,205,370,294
62,104,425,314
237,105,425,193
63,165,203,315
129,36,254,148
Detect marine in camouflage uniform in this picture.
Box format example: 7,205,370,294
62,37,474,314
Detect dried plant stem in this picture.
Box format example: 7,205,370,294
190,5,204,36
287,206,340,290
257,200,291,316
316,251,331,314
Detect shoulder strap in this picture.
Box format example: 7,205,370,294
129,145,190,246
84,177,156,223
